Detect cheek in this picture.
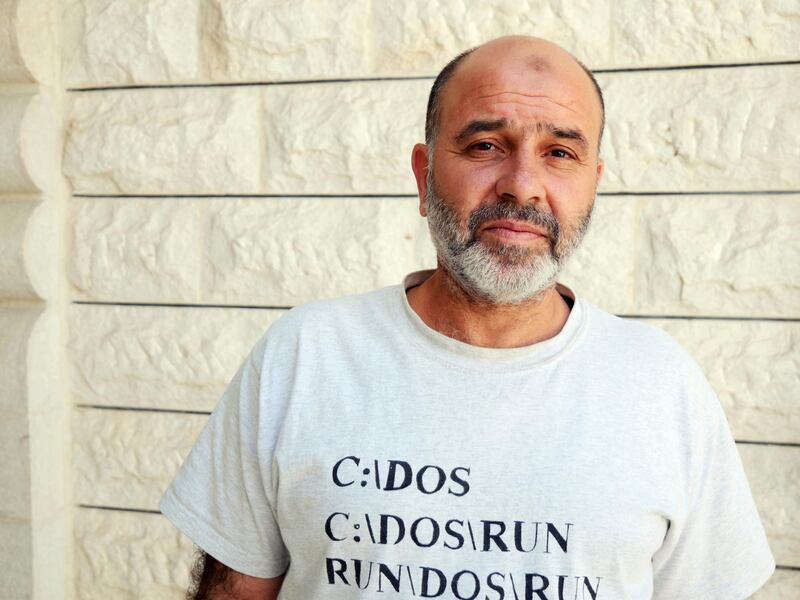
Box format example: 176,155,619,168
437,157,497,193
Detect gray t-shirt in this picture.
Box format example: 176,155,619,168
160,270,775,599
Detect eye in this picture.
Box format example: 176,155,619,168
469,141,497,153
549,148,574,159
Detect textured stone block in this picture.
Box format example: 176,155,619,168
372,0,611,75
647,319,800,444
0,0,54,83
614,0,800,67
740,444,800,568
75,508,194,600
64,67,800,196
204,197,435,305
64,0,201,88
64,88,262,194
560,195,636,314
69,198,203,303
263,81,428,195
73,409,206,511
634,195,800,317
68,197,437,305
599,65,800,192
752,569,800,600
205,0,370,81
0,91,56,194
68,304,283,412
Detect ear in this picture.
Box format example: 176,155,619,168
411,143,430,216
595,158,604,186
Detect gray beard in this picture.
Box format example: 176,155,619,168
424,167,593,305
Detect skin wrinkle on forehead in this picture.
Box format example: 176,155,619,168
473,94,581,115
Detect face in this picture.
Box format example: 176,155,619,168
412,40,604,304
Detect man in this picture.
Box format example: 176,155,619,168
160,36,775,599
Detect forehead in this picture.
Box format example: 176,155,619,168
440,53,601,143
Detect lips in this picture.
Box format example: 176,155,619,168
480,219,548,239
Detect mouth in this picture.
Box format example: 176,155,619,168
479,219,548,242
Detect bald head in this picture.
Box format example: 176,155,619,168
425,36,605,153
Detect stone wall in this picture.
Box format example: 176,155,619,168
2,1,798,598
0,1,71,599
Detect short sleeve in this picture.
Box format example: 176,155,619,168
159,337,289,578
651,371,775,599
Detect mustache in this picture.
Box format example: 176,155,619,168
467,200,561,242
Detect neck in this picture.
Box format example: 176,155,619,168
406,267,571,349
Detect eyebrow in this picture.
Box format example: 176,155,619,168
537,122,589,152
453,118,589,152
453,119,508,145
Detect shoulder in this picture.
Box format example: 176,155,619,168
580,299,694,362
578,299,713,396
250,284,399,359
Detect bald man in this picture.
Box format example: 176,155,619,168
160,36,775,600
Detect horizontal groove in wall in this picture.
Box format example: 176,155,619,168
66,60,800,93
736,440,800,448
70,301,800,323
70,190,800,199
623,315,799,323
78,504,160,515
777,565,800,572
72,193,418,199
71,300,292,310
75,404,211,416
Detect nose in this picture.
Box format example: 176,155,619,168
494,151,545,204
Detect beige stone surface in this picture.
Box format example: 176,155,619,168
559,195,636,314
0,91,57,194
752,569,800,599
64,67,800,195
740,444,800,568
648,319,799,444
0,198,60,302
635,195,800,317
0,198,38,299
63,0,201,88
75,508,193,600
205,0,370,82
0,306,38,412
0,1,28,82
600,65,800,193
68,304,284,411
263,80,428,195
204,196,435,304
52,0,800,87
68,196,436,304
0,518,32,600
614,0,800,67
69,198,203,303
0,411,31,520
372,0,611,75
64,87,262,195
0,0,54,83
73,408,205,511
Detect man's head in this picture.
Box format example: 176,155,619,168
411,35,605,305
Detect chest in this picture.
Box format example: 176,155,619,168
268,372,686,598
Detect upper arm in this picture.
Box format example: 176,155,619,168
190,551,286,600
